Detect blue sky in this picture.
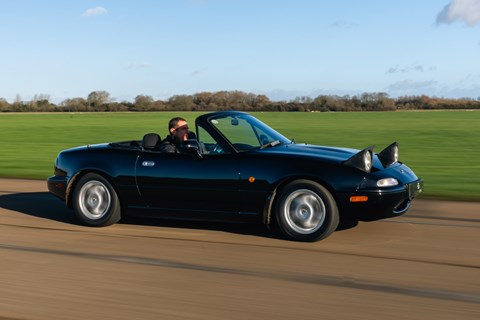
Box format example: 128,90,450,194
1,0,479,103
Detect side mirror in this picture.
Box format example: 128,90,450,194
180,139,203,159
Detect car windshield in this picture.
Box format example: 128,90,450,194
209,113,291,151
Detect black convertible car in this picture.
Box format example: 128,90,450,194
48,111,423,241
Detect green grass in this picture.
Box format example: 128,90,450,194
1,111,479,201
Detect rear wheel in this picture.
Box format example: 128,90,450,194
275,180,339,242
72,173,121,227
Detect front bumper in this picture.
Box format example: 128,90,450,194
338,179,423,221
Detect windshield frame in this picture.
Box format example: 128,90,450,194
206,113,291,152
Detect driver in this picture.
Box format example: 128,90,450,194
158,117,189,153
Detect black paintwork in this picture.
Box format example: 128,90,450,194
47,111,423,224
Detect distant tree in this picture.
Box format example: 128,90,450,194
357,92,395,111
294,96,313,104
108,101,132,112
60,97,87,112
211,91,229,110
87,90,111,111
4,90,480,112
228,91,251,110
193,92,213,110
153,99,166,111
0,98,9,112
28,94,52,111
251,94,271,110
134,95,154,111
11,94,27,112
313,95,334,111
167,95,195,111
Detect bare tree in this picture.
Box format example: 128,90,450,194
87,90,111,111
134,95,154,111
0,98,9,112
60,97,88,112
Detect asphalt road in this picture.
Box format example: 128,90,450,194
1,178,479,320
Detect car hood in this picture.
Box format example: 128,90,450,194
259,143,360,163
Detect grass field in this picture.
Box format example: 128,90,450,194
1,111,479,200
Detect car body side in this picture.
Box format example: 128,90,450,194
48,141,421,225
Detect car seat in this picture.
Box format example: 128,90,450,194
142,133,161,150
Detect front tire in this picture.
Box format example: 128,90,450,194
275,180,339,242
72,173,121,227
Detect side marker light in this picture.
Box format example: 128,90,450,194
350,196,368,203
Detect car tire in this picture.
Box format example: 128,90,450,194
72,173,121,227
275,180,339,242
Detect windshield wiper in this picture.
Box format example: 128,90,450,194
260,140,282,149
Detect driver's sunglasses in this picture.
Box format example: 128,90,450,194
175,125,189,131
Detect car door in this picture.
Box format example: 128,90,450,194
135,150,241,218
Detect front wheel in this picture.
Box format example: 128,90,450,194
275,180,339,242
72,173,121,227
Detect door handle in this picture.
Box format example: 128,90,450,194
142,161,155,167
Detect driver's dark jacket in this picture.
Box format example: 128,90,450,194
158,135,180,153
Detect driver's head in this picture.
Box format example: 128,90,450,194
168,117,189,142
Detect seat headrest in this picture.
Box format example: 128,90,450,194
143,133,161,149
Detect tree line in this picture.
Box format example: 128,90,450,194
1,90,480,113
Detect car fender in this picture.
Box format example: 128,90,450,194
261,174,338,226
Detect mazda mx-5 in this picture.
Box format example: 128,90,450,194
48,111,423,241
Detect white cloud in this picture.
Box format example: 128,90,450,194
386,65,436,74
385,79,480,98
329,20,358,29
386,80,439,93
436,0,480,27
387,65,422,74
125,62,152,69
82,6,108,18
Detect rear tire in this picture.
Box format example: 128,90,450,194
275,180,339,242
72,173,121,227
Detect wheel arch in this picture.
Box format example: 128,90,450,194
66,169,120,210
262,175,339,226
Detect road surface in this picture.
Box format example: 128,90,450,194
1,178,479,320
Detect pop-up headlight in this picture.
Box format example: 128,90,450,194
344,146,374,173
378,142,399,168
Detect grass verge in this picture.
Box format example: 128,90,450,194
1,111,478,201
